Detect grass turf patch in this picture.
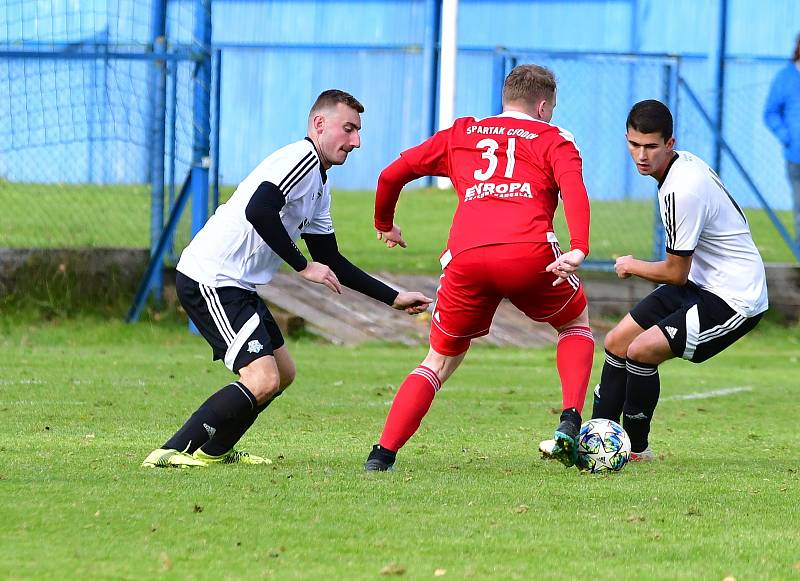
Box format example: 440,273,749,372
0,317,798,578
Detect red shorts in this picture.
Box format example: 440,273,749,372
430,242,587,356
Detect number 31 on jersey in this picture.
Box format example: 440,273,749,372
474,138,516,181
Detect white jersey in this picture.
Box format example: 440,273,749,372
658,151,768,317
177,138,333,291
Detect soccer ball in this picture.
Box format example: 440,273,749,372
576,419,631,473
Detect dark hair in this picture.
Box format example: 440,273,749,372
626,99,673,140
310,89,364,115
502,64,556,107
793,33,800,62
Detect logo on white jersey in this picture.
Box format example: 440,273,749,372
665,326,678,339
247,339,264,354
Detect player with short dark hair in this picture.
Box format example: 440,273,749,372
310,89,365,117
364,64,595,470
142,89,432,468
626,98,673,139
589,99,768,460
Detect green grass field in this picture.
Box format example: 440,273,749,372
1,182,797,268
1,317,798,579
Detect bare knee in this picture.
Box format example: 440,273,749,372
603,326,630,357
604,314,646,358
625,329,674,365
238,359,281,404
625,337,647,362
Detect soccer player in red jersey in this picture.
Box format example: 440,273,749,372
364,65,594,470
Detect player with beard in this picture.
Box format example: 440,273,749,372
143,90,432,468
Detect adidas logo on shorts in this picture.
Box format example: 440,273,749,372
665,326,678,339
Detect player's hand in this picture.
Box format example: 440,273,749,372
614,255,634,279
377,224,407,249
300,261,342,294
392,291,432,315
545,249,586,286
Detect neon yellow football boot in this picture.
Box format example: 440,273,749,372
193,448,272,465
142,448,208,468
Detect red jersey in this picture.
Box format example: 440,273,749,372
375,110,590,259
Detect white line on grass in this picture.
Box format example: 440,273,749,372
0,400,88,406
661,386,752,401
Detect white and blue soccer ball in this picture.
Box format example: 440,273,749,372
576,419,631,473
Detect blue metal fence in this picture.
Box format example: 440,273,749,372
2,0,798,270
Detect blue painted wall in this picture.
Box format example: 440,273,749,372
2,0,800,210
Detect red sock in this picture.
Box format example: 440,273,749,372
378,366,441,452
556,326,594,414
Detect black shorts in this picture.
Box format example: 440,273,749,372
629,282,763,363
176,272,284,373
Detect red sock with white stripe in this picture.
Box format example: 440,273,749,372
556,326,595,413
378,366,441,452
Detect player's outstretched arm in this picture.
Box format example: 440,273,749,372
302,232,407,306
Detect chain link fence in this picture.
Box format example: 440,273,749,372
499,52,677,263
0,0,211,251
502,51,798,264
2,2,795,266
673,57,798,262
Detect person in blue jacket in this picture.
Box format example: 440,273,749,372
764,34,800,246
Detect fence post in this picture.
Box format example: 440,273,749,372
191,0,212,238
186,0,213,334
212,49,222,211
421,0,440,187
149,0,168,305
491,48,506,115
167,58,179,262
436,0,458,189
712,0,728,172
